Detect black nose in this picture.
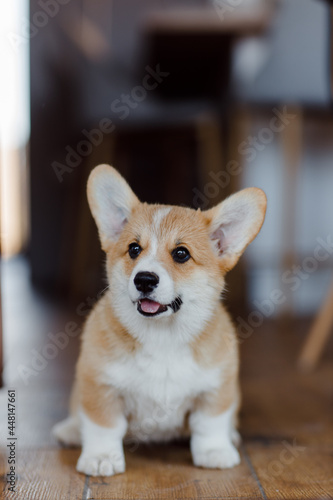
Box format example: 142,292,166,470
134,272,159,294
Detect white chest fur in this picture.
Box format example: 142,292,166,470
101,335,221,442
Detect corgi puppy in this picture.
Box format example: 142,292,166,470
53,164,266,477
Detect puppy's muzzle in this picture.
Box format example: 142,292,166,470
134,272,159,294
133,271,182,317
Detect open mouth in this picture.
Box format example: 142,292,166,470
137,297,182,317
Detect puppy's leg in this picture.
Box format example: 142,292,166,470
53,379,81,447
76,376,127,477
53,415,81,447
190,373,241,469
77,411,127,477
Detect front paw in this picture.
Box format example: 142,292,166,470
77,452,126,477
192,444,241,469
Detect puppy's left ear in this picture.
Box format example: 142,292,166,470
205,187,267,272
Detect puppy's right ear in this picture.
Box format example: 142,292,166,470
87,164,139,250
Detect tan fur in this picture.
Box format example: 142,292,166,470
73,295,139,427
190,306,236,367
190,306,240,417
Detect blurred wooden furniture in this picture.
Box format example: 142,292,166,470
142,5,272,101
234,0,331,316
298,0,333,370
143,5,271,33
29,0,272,315
298,278,333,370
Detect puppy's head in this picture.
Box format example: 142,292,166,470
88,165,266,338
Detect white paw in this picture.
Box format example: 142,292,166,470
192,444,241,469
77,452,126,477
53,417,81,447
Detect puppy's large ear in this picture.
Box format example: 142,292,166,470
205,187,267,272
87,164,139,250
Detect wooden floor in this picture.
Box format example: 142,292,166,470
0,258,333,499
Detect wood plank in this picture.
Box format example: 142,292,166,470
87,442,264,500
0,449,85,500
240,369,333,446
246,443,333,500
240,324,333,446
298,277,333,370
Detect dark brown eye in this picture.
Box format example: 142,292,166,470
172,246,190,263
129,243,142,259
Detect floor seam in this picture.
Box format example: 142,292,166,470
82,474,90,500
241,443,268,500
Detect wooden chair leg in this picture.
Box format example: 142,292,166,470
194,106,251,207
195,112,225,208
280,106,303,316
298,277,333,371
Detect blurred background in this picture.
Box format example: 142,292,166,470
1,0,333,379
1,2,333,497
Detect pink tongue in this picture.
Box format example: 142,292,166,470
140,299,161,314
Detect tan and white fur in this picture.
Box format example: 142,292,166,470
53,164,267,477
